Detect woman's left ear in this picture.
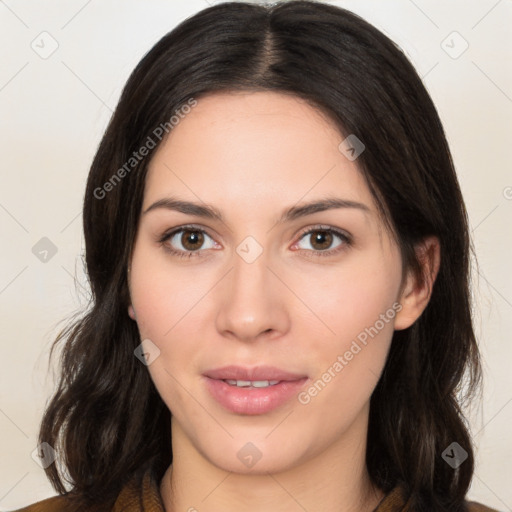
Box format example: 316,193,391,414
394,236,441,331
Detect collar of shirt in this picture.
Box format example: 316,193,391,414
112,471,410,512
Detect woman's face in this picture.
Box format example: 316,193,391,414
128,91,416,474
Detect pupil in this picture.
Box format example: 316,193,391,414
313,230,331,250
183,230,203,250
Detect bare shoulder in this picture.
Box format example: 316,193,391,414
11,495,76,512
466,500,500,512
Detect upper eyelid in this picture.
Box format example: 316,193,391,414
161,224,215,241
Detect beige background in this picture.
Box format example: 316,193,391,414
0,0,511,510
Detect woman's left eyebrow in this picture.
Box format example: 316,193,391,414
142,196,371,223
278,197,371,223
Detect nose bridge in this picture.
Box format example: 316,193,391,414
232,243,268,300
215,237,288,340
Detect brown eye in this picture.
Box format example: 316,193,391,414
309,230,334,251
295,226,351,257
180,229,205,251
159,226,217,258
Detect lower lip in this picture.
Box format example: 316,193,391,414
204,377,308,415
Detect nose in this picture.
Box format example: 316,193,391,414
215,246,290,343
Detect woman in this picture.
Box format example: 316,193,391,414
15,1,498,511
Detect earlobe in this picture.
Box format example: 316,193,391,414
394,236,441,331
127,266,136,320
128,304,137,320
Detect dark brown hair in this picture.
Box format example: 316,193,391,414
39,1,481,510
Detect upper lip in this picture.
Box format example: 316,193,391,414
204,365,307,382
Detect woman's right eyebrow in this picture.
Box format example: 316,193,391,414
142,197,223,221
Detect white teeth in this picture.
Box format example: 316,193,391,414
252,380,277,388
224,379,280,387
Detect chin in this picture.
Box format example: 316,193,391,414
201,437,309,476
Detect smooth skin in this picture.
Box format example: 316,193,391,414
127,91,440,512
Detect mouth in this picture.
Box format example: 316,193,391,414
203,365,309,415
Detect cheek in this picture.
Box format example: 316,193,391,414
128,256,203,412
130,277,204,391
303,251,402,349
129,243,202,339
296,250,401,407
128,246,215,386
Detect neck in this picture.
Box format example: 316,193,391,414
160,414,383,512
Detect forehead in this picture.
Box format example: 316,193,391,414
143,91,376,219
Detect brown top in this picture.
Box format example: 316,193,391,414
12,472,498,512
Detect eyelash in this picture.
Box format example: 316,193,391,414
157,224,352,260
